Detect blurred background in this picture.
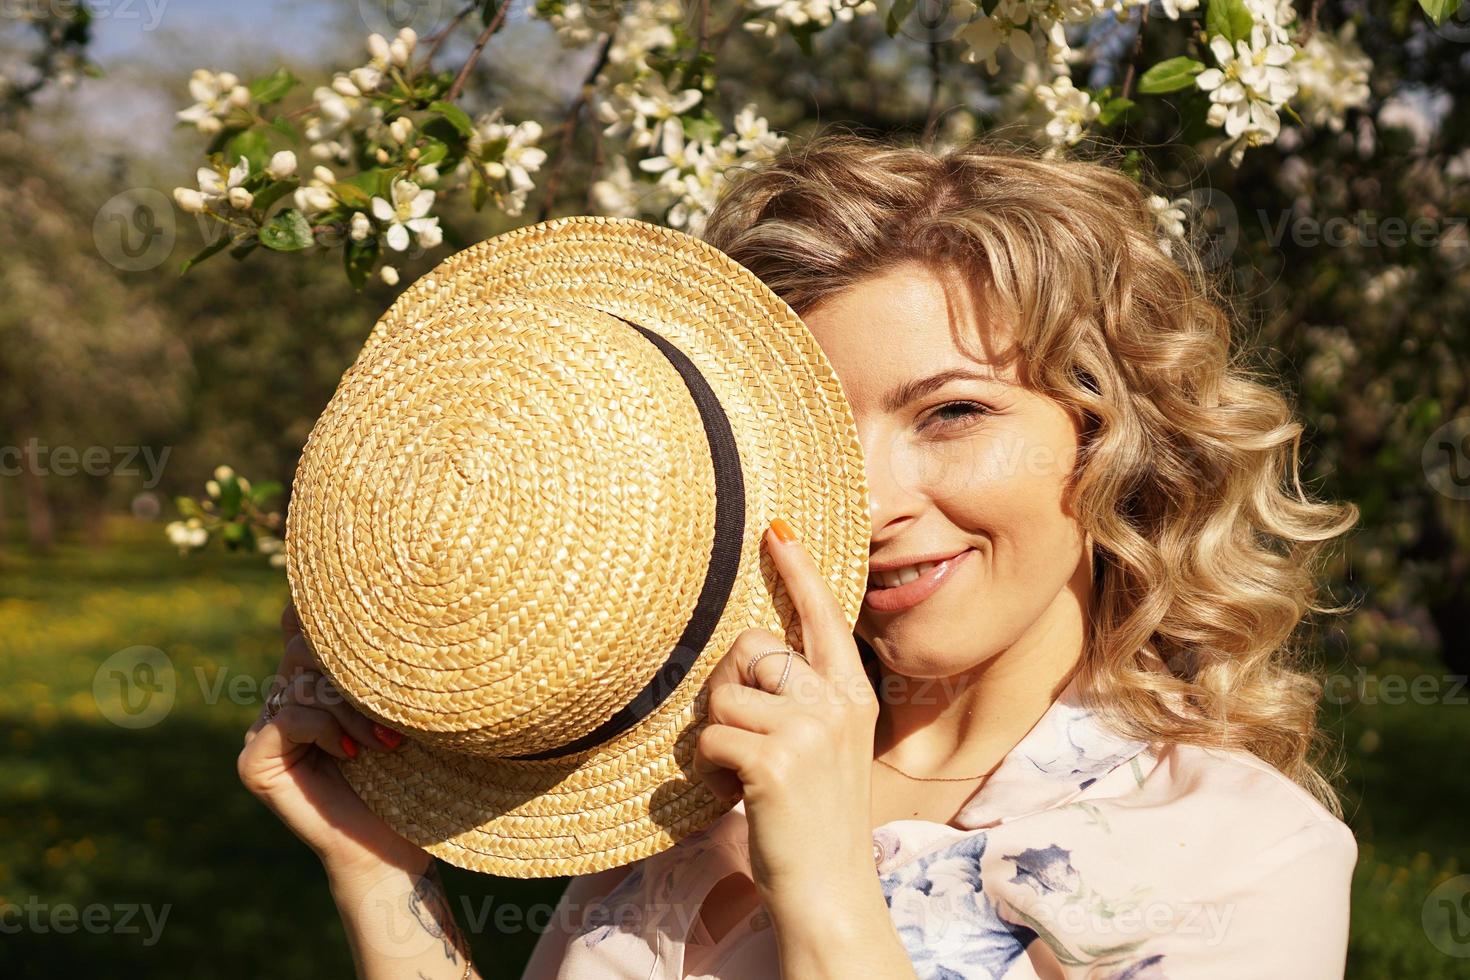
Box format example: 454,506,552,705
1,0,1467,976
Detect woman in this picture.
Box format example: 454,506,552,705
239,131,1360,979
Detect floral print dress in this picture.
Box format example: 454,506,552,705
519,676,1357,979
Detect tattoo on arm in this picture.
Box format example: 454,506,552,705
407,859,474,969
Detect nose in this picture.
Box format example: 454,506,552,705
862,425,927,538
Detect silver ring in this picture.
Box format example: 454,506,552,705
746,648,805,696
261,685,289,723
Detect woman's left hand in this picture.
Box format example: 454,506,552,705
693,518,881,908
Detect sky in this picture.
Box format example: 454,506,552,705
23,0,553,161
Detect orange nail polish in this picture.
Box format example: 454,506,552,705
769,518,797,543
341,734,359,759
372,723,403,749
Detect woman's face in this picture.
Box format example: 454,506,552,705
799,260,1092,680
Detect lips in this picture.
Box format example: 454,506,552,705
863,548,975,614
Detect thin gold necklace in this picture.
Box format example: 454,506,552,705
873,754,1003,783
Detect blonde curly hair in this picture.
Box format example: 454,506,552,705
700,129,1360,815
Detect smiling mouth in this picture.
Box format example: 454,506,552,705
863,548,975,613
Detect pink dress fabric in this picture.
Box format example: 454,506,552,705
519,677,1357,979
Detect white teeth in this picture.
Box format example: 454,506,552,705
873,560,938,590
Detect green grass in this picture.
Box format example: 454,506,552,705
1,518,1466,977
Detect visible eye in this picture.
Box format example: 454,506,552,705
923,400,991,431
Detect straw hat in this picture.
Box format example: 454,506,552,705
284,215,871,878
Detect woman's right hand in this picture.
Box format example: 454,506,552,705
237,601,429,878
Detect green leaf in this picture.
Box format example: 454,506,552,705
1137,57,1207,95
248,480,285,506
251,179,298,213
334,182,373,209
204,124,248,156
1419,0,1463,25
1097,96,1136,126
248,68,299,104
480,0,502,26
420,118,469,168
221,521,250,549
225,128,272,173
179,233,235,276
341,167,396,203
217,475,243,520
1206,0,1255,45
258,208,315,251
417,137,449,166
175,496,204,519
428,100,476,139
270,114,302,141
885,0,917,37
344,237,379,290
469,166,488,211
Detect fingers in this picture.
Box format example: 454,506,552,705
762,521,863,682
707,679,786,735
251,703,355,764
693,722,763,801
258,607,404,753
286,669,392,753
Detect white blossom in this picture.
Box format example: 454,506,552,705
371,179,439,251
293,165,339,216
1195,27,1297,164
176,69,249,135
1035,75,1099,150
1291,21,1372,134
465,110,548,216
1147,193,1191,256
180,156,251,213
590,154,645,217
596,71,702,151
166,519,208,551
743,0,878,40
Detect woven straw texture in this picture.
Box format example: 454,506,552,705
285,215,870,877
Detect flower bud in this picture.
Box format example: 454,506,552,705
375,147,391,164
331,75,361,98
214,465,235,482
380,264,400,285
367,32,390,62
416,163,439,184
389,116,414,144
312,165,337,185
218,71,239,90
266,150,298,180
485,161,507,180
389,38,411,67
197,116,223,136
228,186,254,210
173,187,208,214
228,85,251,108
205,480,221,498
350,211,371,242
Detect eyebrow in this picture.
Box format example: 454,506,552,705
882,368,1014,413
